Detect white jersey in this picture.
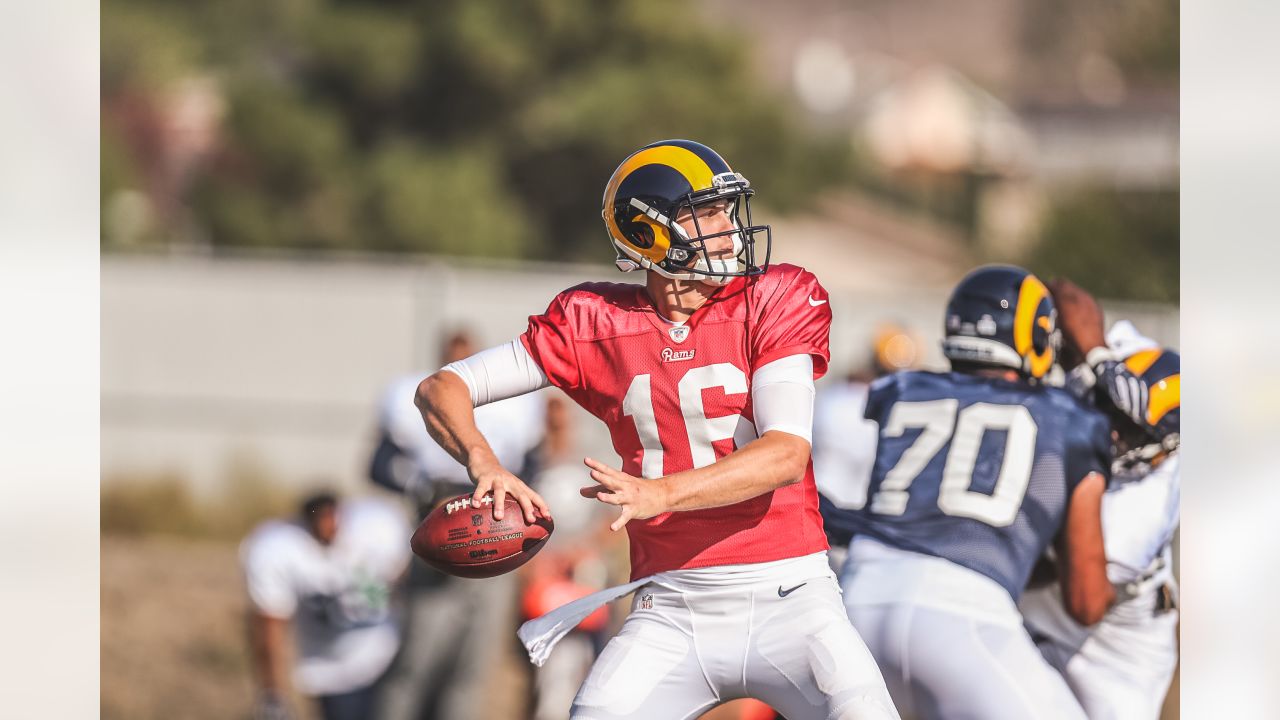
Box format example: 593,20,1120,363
240,497,411,695
811,380,879,509
1103,455,1180,587
377,373,546,485
1019,456,1181,720
1022,455,1181,637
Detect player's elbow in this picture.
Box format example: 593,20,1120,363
414,371,452,414
766,431,811,486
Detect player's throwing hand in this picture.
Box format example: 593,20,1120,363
579,457,669,531
469,455,551,524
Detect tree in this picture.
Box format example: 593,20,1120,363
102,0,851,261
1028,187,1179,302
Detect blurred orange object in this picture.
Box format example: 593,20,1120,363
873,322,919,372
737,698,778,720
522,577,608,632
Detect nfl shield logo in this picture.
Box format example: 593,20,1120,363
640,594,653,610
668,325,690,343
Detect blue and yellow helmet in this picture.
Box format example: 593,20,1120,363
1121,346,1180,442
1102,345,1179,477
602,139,770,284
941,265,1059,380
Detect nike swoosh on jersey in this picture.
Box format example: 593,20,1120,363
777,582,807,597
808,296,827,306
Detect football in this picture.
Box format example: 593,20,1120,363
411,492,554,579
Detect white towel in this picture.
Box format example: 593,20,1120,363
517,576,652,666
518,552,834,666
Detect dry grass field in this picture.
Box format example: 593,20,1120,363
102,535,259,720
101,533,533,720
101,533,1176,719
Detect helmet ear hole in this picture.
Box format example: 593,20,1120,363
624,219,655,249
1032,324,1048,355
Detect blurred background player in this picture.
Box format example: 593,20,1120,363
814,323,919,570
241,490,410,720
369,329,546,720
415,139,899,719
824,265,1115,720
1020,279,1181,720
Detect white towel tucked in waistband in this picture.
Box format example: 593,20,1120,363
517,576,653,667
516,552,834,666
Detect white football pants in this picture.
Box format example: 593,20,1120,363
840,538,1086,720
570,552,900,720
1020,583,1178,720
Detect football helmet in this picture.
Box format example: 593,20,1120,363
1107,347,1180,477
941,265,1059,380
602,139,770,285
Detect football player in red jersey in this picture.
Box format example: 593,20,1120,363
415,140,899,719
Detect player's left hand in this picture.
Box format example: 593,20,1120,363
1047,277,1106,359
1096,359,1150,428
579,457,669,531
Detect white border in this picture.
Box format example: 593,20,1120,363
0,0,101,714
1183,0,1280,716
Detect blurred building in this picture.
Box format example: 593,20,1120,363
700,0,1178,259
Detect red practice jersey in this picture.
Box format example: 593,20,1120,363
520,263,834,579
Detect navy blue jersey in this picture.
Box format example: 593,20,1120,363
822,370,1111,599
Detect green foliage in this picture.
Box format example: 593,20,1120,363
228,80,349,195
1021,0,1178,83
365,141,532,257
101,118,141,204
190,78,358,250
302,5,424,106
1103,0,1179,80
102,2,204,94
102,0,849,260
1028,187,1179,302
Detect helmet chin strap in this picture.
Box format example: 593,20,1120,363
689,232,744,286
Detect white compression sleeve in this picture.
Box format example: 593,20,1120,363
440,339,550,407
751,354,816,443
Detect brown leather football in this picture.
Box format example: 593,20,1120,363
411,493,554,579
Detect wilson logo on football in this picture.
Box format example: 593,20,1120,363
661,347,696,363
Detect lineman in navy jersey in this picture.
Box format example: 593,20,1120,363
834,369,1112,598
827,265,1115,720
